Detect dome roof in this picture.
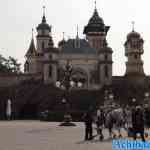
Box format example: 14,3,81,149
88,9,104,27
36,16,51,31
83,8,109,34
127,31,141,40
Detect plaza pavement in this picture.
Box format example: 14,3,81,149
0,121,147,150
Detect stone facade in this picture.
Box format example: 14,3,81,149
0,7,147,90
24,7,113,89
124,30,145,76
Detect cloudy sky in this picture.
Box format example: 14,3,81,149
0,0,150,75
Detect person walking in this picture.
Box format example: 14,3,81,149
96,107,105,140
132,106,145,141
125,106,132,129
83,111,93,141
144,105,150,130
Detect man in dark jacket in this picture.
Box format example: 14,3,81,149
144,106,150,129
83,111,93,140
132,106,145,141
96,108,105,140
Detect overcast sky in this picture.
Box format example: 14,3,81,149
0,0,150,76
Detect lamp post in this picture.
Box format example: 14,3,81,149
56,60,82,126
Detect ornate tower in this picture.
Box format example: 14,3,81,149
83,3,113,86
43,26,58,84
36,6,52,54
83,3,110,50
124,24,145,76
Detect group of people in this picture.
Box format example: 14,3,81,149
83,104,150,142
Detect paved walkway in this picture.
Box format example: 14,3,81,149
0,121,147,150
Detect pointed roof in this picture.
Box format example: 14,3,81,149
88,8,104,27
75,25,80,48
25,37,37,57
36,6,51,31
83,7,110,34
126,22,141,40
42,15,46,23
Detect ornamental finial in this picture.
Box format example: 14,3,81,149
43,6,45,16
95,1,97,10
132,21,135,32
77,25,79,37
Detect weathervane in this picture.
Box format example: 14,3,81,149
43,6,45,16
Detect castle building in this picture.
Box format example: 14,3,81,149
24,6,113,89
1,4,150,120
22,3,149,92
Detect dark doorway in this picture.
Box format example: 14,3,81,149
19,103,39,119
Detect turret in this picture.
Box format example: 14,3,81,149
83,2,110,50
124,22,145,76
36,6,52,54
83,2,113,86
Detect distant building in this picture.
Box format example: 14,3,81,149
24,6,147,89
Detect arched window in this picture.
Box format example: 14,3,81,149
42,41,45,49
134,54,138,59
24,61,29,72
104,65,108,78
105,54,108,60
49,65,52,77
49,54,52,60
93,39,96,48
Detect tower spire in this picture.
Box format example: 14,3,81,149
25,28,37,57
95,0,97,10
42,6,46,23
75,25,80,48
132,21,135,32
32,28,34,39
43,6,45,16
